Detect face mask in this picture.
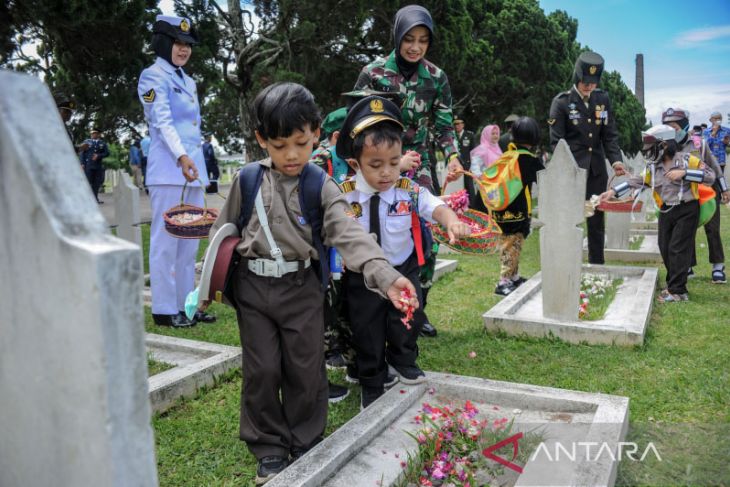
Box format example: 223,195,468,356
354,169,380,195
184,286,200,320
712,120,721,127
675,125,688,143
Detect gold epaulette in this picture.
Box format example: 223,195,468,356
395,177,414,191
340,179,356,193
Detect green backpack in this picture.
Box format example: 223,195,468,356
475,144,533,212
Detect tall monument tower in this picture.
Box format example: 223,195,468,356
635,54,645,107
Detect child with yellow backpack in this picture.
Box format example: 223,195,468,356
599,124,716,303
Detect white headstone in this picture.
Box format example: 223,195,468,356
604,159,631,249
114,170,142,247
0,70,158,486
537,140,586,321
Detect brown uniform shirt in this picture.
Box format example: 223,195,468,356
624,143,716,206
211,159,402,296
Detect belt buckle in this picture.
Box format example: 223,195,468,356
262,259,279,277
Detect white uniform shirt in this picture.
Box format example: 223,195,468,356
137,57,208,187
343,178,445,266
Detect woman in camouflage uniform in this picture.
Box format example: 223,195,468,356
353,5,463,337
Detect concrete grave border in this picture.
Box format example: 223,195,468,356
583,234,662,263
484,264,658,346
268,372,629,487
147,334,241,414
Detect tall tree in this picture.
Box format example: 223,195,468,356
1,0,157,141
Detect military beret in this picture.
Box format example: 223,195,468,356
321,107,347,136
153,15,198,45
574,51,604,84
336,96,404,159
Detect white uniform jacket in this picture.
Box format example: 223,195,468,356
138,57,208,187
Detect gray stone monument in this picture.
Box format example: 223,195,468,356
538,139,585,321
0,70,158,486
114,170,142,247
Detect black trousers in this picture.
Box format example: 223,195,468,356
690,180,724,266
231,262,327,459
85,165,105,201
586,171,608,264
658,200,699,295
343,253,422,389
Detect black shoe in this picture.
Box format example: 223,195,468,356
97,200,104,205
361,386,384,410
384,372,399,388
328,381,349,403
255,456,288,485
152,313,195,328
687,267,696,279
391,364,426,385
512,276,527,287
712,266,726,284
494,281,517,296
193,310,216,323
290,447,308,463
419,322,437,337
325,351,347,369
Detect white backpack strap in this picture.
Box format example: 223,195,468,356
254,188,286,271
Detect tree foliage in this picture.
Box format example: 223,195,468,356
1,0,646,157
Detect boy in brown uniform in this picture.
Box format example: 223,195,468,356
209,83,417,485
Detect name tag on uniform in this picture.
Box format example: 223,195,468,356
388,200,413,216
569,110,581,120
173,87,182,93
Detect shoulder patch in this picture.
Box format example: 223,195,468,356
142,89,156,103
340,180,356,193
395,177,414,191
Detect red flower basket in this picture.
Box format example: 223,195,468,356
435,183,502,254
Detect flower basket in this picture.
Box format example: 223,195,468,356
163,179,219,239
596,199,643,213
436,183,502,254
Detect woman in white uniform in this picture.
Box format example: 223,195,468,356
138,15,215,327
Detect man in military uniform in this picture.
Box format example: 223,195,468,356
80,128,110,204
549,51,625,264
455,116,477,201
202,133,219,193
53,92,80,149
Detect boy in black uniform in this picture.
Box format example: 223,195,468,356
209,83,418,484
336,96,470,409
548,51,626,264
493,117,545,295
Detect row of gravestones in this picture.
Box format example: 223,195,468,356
0,71,635,487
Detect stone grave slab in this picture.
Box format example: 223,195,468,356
146,334,241,414
268,372,629,487
0,70,157,486
483,265,658,346
582,234,662,263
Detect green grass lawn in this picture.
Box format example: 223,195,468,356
145,206,730,486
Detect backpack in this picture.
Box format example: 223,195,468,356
236,161,329,290
475,146,533,211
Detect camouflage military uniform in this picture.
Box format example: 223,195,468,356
354,51,459,193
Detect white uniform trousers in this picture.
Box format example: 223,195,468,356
148,184,204,315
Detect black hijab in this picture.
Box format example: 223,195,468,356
152,33,176,67
393,5,433,80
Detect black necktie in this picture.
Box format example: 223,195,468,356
369,194,381,245
175,68,184,79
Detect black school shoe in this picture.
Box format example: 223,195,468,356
255,456,289,485
193,311,217,323
361,386,385,410
419,322,438,337
712,266,727,284
512,276,527,287
346,365,398,388
391,364,426,385
152,312,195,328
328,382,349,403
494,281,517,296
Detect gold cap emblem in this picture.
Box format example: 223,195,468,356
180,19,190,32
589,65,597,75
370,99,384,113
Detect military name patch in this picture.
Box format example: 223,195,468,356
142,89,156,103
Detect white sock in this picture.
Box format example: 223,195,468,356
713,263,724,271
